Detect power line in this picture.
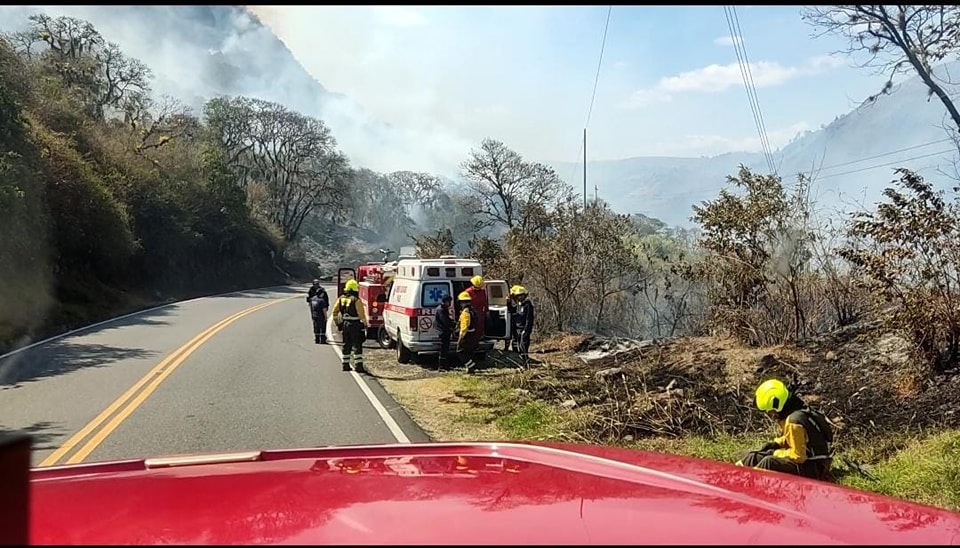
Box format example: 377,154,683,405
568,6,613,190
724,5,775,175
816,148,954,180
816,138,952,172
731,6,776,175
585,5,613,129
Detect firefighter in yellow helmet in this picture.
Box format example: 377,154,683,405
332,278,367,373
465,275,488,340
510,285,535,368
505,285,522,351
736,379,834,480
456,291,481,372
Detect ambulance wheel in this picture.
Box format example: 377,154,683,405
396,330,413,364
473,351,488,363
378,326,394,349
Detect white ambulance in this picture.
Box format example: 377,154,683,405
382,255,512,364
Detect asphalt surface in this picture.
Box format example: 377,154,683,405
0,285,427,467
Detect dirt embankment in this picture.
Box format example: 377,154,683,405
360,320,960,452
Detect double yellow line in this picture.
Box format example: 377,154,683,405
39,297,289,467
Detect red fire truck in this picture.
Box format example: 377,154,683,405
336,262,395,349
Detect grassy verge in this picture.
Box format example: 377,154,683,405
362,347,960,512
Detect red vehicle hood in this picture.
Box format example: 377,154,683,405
29,441,960,545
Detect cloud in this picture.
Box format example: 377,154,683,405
622,54,845,109
713,35,742,47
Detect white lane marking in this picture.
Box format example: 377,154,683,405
326,314,411,444
0,285,295,360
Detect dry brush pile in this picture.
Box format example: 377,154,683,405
505,324,960,449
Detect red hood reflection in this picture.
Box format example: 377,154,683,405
29,442,960,545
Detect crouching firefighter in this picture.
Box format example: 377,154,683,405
332,279,367,374
736,378,835,481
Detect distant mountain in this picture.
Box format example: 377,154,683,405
552,65,960,227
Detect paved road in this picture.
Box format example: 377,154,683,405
0,285,426,467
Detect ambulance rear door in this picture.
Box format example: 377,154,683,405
483,280,511,341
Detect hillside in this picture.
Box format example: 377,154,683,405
553,65,960,227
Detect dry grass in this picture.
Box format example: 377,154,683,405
361,344,577,443
361,347,510,441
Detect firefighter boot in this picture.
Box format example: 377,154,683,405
315,333,321,344
353,352,367,374
320,334,328,344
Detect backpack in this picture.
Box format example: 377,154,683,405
316,288,329,308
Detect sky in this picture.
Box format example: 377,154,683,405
248,5,891,169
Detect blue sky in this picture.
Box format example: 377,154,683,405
250,5,892,171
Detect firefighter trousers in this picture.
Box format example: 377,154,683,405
456,334,480,370
738,450,826,480
516,331,532,366
311,310,327,343
341,321,365,372
438,331,453,369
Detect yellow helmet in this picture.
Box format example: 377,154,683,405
471,275,484,288
457,291,472,302
514,285,527,295
344,279,359,292
755,379,789,413
509,285,522,295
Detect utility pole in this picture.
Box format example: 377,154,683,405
595,184,598,203
583,128,587,209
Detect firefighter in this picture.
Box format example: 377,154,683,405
512,285,535,368
435,294,455,370
332,279,367,374
466,275,488,339
505,285,519,351
736,379,834,481
306,279,329,344
456,291,481,372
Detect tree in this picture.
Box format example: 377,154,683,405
11,14,152,121
633,232,705,338
386,170,444,208
202,96,351,242
413,228,455,258
803,6,960,137
417,188,487,255
460,138,569,231
691,166,816,344
839,169,960,371
348,168,412,234
580,203,643,333
514,197,590,331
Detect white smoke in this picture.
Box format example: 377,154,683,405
0,5,471,178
